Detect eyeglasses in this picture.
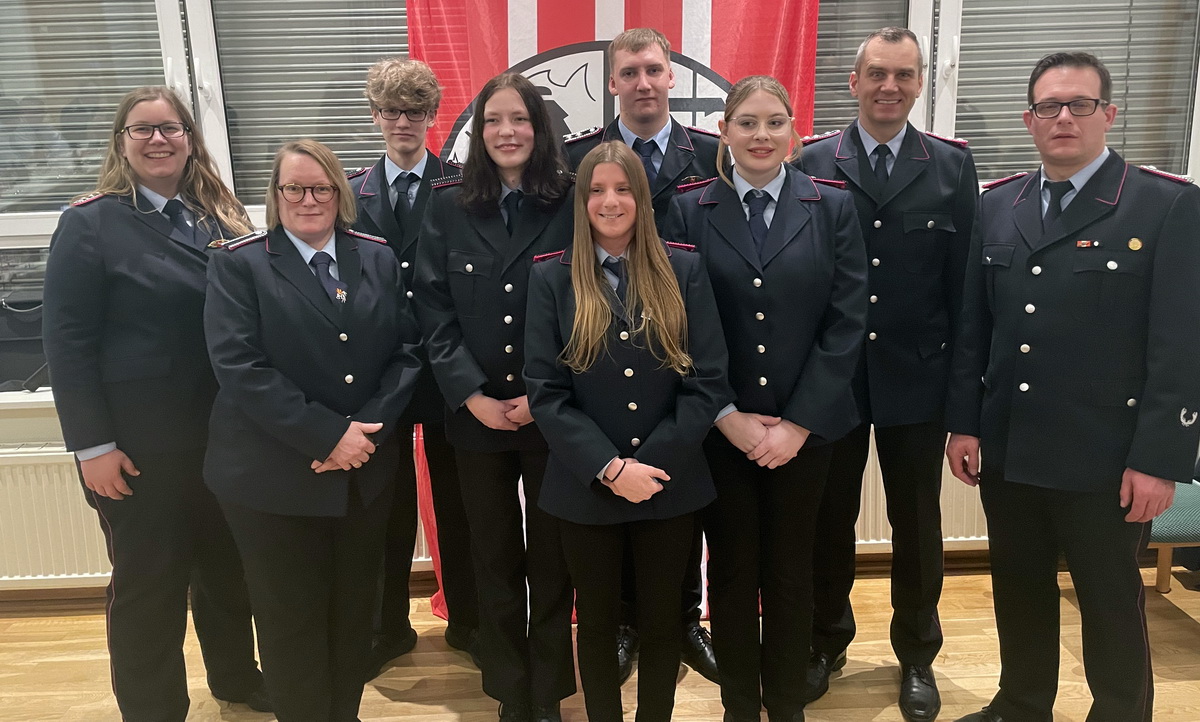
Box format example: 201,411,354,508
727,115,794,136
277,184,337,203
377,108,429,122
1029,98,1108,119
120,122,189,140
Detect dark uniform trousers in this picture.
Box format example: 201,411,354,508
415,181,577,706
665,166,868,718
799,122,977,665
564,119,720,626
43,192,263,722
946,154,1200,721
349,153,479,638
86,449,259,722
525,244,729,719
220,477,392,722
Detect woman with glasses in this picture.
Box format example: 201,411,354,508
525,141,730,719
202,138,422,722
414,72,576,721
42,86,268,720
664,75,868,722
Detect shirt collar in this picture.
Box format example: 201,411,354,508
594,243,627,264
731,164,787,201
384,152,429,186
284,227,337,265
857,122,906,160
617,117,672,155
137,185,184,213
1041,147,1110,193
500,183,523,204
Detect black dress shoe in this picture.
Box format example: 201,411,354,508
532,702,562,722
898,664,941,721
212,685,273,713
364,627,418,681
680,621,719,684
767,713,804,722
802,649,847,704
499,701,531,721
445,623,483,668
723,714,760,722
617,624,640,685
952,708,1002,722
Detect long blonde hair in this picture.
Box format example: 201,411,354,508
562,141,692,375
84,86,252,236
716,75,804,189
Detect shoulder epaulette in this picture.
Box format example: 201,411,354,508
687,125,720,138
981,172,1029,190
664,241,696,252
557,168,577,182
346,228,387,244
923,130,969,147
533,250,565,263
224,230,268,250
444,159,463,170
431,175,463,189
811,177,847,190
71,191,106,206
1138,165,1193,184
345,166,368,179
563,126,602,144
677,176,717,193
801,129,841,146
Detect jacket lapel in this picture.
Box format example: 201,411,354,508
877,126,930,209
703,180,763,274
654,120,694,198
404,150,448,253
334,230,362,314
760,169,815,267
358,159,403,241
834,124,874,202
122,192,207,256
470,207,510,257
502,201,555,274
1013,172,1043,250
1031,153,1127,253
266,227,341,327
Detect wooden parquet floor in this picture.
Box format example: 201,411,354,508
2,568,1199,721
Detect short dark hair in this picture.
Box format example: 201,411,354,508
854,27,924,73
459,72,570,214
1027,52,1112,106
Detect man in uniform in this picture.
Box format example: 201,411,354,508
798,27,976,721
350,57,480,679
562,27,720,684
947,51,1200,722
563,27,719,235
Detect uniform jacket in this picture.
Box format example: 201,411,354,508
414,180,574,452
43,191,233,459
203,226,422,517
349,151,459,424
664,165,869,444
524,242,732,525
797,122,977,427
947,152,1200,490
563,118,719,233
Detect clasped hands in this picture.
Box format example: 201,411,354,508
716,411,810,468
465,394,533,431
311,421,383,473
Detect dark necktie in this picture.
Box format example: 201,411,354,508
502,190,523,236
872,144,891,185
633,138,658,186
745,190,772,256
162,198,197,245
393,172,418,229
309,251,342,304
602,256,627,303
1043,179,1073,227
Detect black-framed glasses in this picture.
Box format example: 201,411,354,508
120,122,190,140
1029,98,1108,119
377,107,429,122
277,184,337,203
